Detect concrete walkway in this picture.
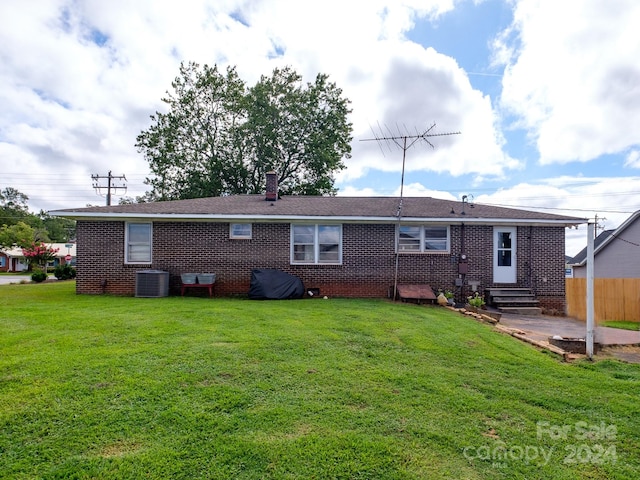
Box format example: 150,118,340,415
0,275,56,285
0,275,31,285
496,312,640,363
498,313,640,346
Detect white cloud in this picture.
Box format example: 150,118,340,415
625,149,640,169
342,42,519,182
339,182,457,200
495,0,640,164
1,0,514,211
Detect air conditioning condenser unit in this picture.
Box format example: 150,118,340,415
135,270,170,298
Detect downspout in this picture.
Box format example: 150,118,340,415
460,222,466,302
529,225,538,297
528,225,534,294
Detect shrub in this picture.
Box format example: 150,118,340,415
22,242,59,270
54,264,77,280
467,292,486,308
31,271,48,283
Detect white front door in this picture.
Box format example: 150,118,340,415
493,227,517,283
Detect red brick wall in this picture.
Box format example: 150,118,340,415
75,221,567,309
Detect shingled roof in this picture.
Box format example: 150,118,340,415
569,229,614,265
50,195,586,226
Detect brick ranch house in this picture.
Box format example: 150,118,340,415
50,176,585,310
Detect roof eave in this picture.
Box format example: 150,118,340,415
49,211,587,226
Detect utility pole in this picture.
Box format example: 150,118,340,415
361,123,461,300
594,213,607,237
91,171,127,206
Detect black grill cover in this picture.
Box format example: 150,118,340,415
248,269,305,300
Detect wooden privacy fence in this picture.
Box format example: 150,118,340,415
566,278,640,322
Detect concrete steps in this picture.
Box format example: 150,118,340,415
485,288,542,315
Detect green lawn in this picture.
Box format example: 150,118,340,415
601,320,640,331
1,282,639,479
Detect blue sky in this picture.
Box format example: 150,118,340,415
1,0,639,255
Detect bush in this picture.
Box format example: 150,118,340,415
31,271,48,283
467,292,486,308
54,264,77,280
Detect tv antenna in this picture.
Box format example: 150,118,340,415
361,122,461,300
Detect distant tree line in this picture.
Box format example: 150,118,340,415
0,187,75,249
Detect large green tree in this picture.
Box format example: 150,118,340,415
136,63,352,200
0,187,30,226
0,188,75,245
0,221,35,249
38,211,76,243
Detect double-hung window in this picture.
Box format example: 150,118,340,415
291,224,342,264
398,225,449,253
230,223,252,239
125,222,152,263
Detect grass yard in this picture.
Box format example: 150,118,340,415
1,282,639,479
601,320,640,331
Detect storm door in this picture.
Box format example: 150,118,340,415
493,227,516,283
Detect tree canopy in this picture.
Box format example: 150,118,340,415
0,187,29,220
0,221,35,249
136,63,352,200
0,188,75,248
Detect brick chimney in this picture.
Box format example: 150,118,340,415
265,171,278,201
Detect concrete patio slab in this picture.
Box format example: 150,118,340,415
497,313,640,363
499,314,640,346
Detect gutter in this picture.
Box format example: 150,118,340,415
49,211,587,227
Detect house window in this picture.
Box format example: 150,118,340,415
398,225,449,253
0,256,5,268
230,223,252,239
291,224,342,264
125,222,152,263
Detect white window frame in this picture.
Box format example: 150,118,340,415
230,223,252,239
397,225,450,253
125,222,152,264
291,224,342,265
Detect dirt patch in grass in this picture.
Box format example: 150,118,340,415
96,440,144,459
599,345,640,364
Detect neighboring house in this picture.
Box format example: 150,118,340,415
570,210,640,278
0,243,77,272
50,173,585,310
0,247,28,272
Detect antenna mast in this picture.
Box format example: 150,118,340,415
361,123,461,300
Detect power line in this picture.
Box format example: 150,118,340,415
479,202,638,215
91,171,127,206
594,213,607,237
608,232,640,248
